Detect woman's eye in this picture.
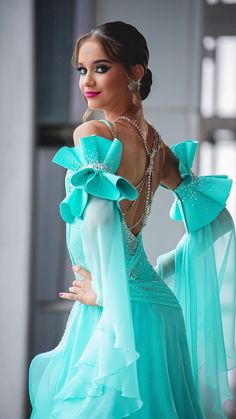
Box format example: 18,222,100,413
77,67,87,75
76,65,111,75
96,65,111,73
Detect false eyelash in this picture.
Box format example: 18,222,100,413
76,65,111,74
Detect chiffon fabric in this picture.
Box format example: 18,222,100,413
29,133,236,418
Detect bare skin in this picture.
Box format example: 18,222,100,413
59,265,97,305
59,38,182,306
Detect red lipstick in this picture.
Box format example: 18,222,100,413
85,91,101,98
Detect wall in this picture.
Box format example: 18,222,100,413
0,1,34,418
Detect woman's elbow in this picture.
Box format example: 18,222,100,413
160,146,183,190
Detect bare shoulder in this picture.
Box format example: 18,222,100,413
73,120,114,146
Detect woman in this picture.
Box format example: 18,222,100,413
29,21,236,418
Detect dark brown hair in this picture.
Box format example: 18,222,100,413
72,21,153,101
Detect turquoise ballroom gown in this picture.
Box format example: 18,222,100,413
29,133,236,418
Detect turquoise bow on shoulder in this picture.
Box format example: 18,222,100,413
165,140,232,232
52,135,138,223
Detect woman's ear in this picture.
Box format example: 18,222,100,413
130,64,145,81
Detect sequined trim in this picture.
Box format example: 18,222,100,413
175,173,201,202
121,217,139,256
82,162,112,172
128,277,181,308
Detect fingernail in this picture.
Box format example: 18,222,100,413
59,293,63,297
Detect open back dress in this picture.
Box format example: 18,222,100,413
29,120,236,418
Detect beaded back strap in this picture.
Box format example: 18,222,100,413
99,118,160,233
116,121,161,231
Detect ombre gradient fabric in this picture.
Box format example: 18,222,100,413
29,135,236,419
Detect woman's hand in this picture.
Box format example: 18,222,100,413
59,265,99,306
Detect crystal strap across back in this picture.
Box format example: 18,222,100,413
114,116,162,231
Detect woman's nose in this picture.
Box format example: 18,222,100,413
83,71,96,87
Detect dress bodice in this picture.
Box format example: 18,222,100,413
65,168,180,308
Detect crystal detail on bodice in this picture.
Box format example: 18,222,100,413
119,217,181,308
121,217,139,256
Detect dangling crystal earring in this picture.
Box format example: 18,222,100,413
128,78,142,92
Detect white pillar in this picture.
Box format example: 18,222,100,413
0,1,34,418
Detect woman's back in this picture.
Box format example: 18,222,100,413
73,119,166,237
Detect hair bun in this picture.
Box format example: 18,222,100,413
140,68,152,100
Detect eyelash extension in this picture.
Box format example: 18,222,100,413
97,65,111,73
76,65,111,75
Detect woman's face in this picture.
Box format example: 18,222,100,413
77,38,131,113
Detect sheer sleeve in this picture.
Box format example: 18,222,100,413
155,140,236,415
52,135,143,417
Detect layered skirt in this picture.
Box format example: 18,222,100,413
29,297,204,418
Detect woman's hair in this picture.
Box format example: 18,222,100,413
72,21,152,101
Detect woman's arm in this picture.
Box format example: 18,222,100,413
57,120,138,306
160,140,183,190
52,128,142,411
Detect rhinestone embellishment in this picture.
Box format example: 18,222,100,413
114,115,162,233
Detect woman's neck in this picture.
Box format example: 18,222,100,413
104,105,145,126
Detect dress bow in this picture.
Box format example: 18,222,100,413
52,135,138,223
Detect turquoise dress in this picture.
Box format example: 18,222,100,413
29,132,236,418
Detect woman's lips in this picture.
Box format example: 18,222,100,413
84,91,101,98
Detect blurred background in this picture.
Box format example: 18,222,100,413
1,0,236,418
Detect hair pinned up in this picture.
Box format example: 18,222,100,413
72,21,153,101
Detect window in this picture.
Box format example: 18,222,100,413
200,1,236,222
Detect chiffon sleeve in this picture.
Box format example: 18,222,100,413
155,140,236,416
52,135,143,417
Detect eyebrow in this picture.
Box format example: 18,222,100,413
77,59,113,66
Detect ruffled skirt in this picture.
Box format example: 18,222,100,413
29,299,204,419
